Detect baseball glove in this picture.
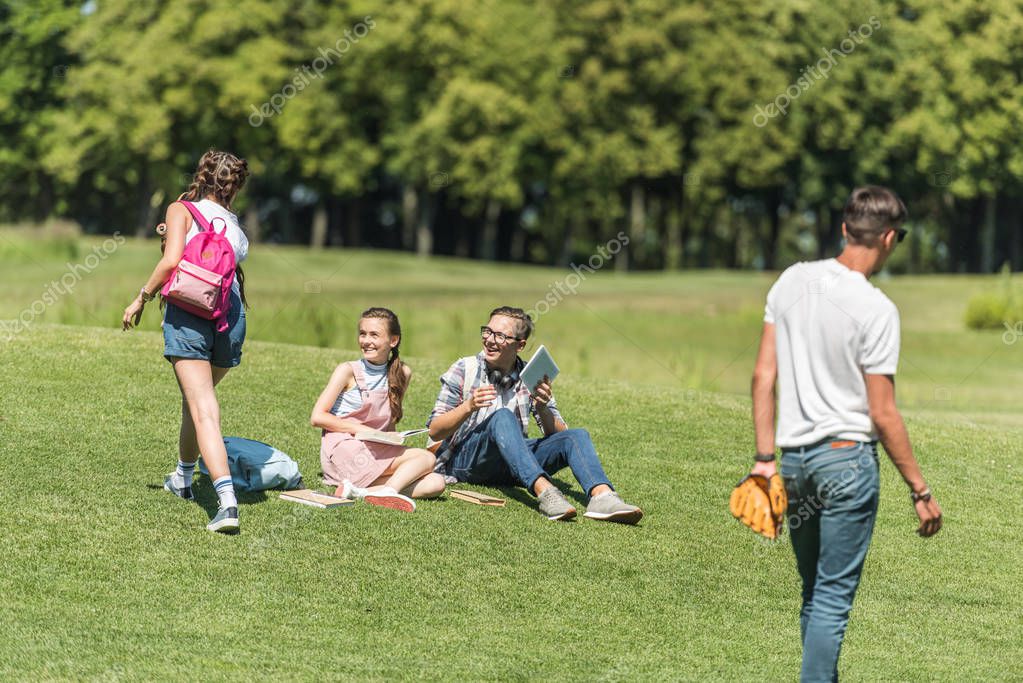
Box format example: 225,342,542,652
730,473,787,540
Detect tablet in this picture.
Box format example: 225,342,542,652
520,345,560,392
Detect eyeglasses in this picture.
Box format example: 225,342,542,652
481,326,521,345
893,227,907,243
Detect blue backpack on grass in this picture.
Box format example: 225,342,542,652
198,437,303,492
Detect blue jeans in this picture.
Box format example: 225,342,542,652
162,288,246,368
781,440,880,683
445,408,612,496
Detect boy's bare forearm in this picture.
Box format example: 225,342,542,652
751,378,776,456
429,402,471,440
536,405,560,435
875,413,927,492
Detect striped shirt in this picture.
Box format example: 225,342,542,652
426,352,565,469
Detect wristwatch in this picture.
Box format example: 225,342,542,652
753,452,776,462
910,487,932,503
139,287,155,303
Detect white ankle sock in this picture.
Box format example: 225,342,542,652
213,475,237,508
343,480,368,499
173,459,196,489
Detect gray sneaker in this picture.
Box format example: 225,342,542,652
584,491,643,524
206,506,240,534
163,472,193,501
537,487,577,521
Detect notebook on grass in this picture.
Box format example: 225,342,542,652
280,489,354,508
450,490,506,507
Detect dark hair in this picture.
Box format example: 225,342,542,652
181,149,251,307
489,306,534,340
360,307,409,424
843,185,908,246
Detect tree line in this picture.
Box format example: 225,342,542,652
3,0,1023,273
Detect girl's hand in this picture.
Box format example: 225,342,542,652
122,297,145,330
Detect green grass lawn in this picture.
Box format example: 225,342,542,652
1,324,1021,681
1,231,1022,680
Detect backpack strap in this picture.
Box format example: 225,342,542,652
179,200,229,235
178,200,212,232
462,355,480,402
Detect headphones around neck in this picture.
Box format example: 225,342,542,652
486,357,524,391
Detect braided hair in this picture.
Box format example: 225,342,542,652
182,149,249,209
180,150,251,307
359,307,409,424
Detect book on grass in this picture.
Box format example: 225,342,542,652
520,344,560,392
355,428,429,446
450,489,506,507
280,489,354,509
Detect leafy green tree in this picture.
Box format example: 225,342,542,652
0,0,80,222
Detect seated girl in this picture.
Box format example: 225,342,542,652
311,307,444,512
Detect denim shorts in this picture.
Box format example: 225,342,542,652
162,289,246,368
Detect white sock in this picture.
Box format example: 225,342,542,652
173,459,196,489
213,475,237,509
342,480,368,499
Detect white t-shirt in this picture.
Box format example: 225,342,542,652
765,258,900,448
184,199,249,293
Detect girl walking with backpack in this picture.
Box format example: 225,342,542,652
311,308,445,512
122,149,250,533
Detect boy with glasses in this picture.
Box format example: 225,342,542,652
427,306,643,523
749,186,942,681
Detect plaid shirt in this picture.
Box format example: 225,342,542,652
427,352,565,469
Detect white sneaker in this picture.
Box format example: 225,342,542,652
364,487,416,513
337,479,367,500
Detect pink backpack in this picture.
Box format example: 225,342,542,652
161,201,237,332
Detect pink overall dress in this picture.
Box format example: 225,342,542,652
320,360,406,488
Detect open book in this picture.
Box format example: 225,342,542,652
280,489,354,509
355,428,429,446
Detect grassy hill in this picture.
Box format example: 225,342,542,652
2,228,1022,422
0,322,1020,681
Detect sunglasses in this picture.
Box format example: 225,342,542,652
893,227,907,243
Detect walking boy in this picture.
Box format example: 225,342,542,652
749,186,942,681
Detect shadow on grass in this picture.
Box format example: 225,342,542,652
487,479,645,526
146,477,269,520
495,476,580,514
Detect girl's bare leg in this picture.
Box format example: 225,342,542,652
178,365,230,464
172,359,230,481
366,448,444,498
400,472,446,499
